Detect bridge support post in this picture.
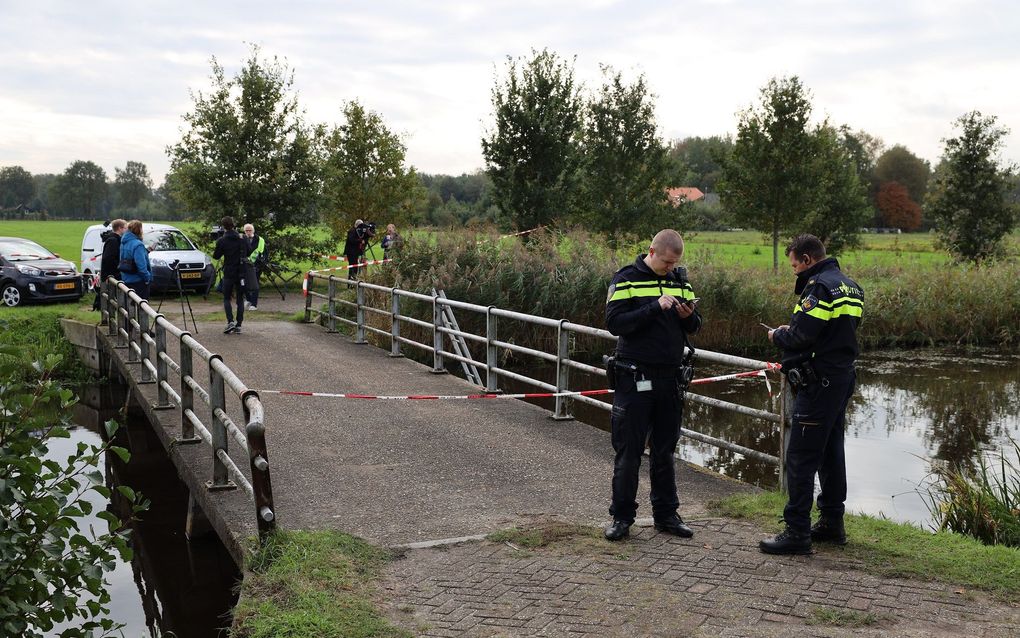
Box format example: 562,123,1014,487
207,360,236,491
138,310,153,383
553,321,573,420
355,281,367,344
116,287,129,348
243,392,277,539
431,292,446,373
485,307,498,392
185,493,213,540
390,290,403,357
126,293,139,363
326,276,337,333
152,317,174,409
177,335,201,445
778,376,792,494
303,273,313,323
107,281,118,338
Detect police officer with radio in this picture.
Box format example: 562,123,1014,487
761,234,864,555
604,229,701,541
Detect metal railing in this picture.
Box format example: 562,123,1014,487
304,274,791,487
100,278,277,536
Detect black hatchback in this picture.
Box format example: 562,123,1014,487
0,237,85,307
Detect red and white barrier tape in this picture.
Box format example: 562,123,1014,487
304,258,394,296
318,254,349,261
261,388,613,400
261,365,782,400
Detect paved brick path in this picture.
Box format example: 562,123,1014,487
379,518,1020,638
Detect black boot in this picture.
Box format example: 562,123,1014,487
654,514,694,538
604,520,631,541
810,517,847,545
759,528,812,555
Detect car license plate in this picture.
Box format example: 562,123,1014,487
55,282,75,290
180,272,202,279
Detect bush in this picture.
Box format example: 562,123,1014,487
0,321,146,637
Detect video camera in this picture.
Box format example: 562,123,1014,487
168,259,181,271
355,221,377,240
209,226,225,240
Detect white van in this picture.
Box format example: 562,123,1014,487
81,223,215,293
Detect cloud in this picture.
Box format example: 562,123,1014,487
1,0,1018,184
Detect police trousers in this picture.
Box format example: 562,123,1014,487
609,370,683,524
784,369,856,534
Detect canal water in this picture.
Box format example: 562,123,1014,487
504,347,1020,529
46,383,239,637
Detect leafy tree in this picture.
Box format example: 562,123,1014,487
481,49,583,231
576,67,675,241
877,181,922,230
320,100,424,237
30,174,57,213
926,111,1016,262
0,339,146,637
0,166,35,208
48,161,109,218
874,144,930,205
799,124,871,253
667,135,732,192
113,161,152,209
167,48,320,232
717,76,820,272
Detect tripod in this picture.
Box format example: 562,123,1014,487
157,263,198,334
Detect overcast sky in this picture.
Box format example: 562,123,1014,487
1,0,1017,185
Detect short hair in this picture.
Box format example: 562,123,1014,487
110,219,127,231
650,229,685,258
786,234,826,261
355,219,364,227
243,223,254,233
127,219,143,236
221,216,235,231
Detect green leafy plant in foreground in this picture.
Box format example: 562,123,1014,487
922,439,1020,548
0,341,146,637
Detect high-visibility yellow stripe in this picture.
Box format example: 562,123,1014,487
608,283,696,303
795,304,864,321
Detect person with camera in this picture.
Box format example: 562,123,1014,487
343,219,375,279
92,218,126,310
760,234,864,555
118,219,152,300
603,229,702,542
242,223,265,311
213,216,250,334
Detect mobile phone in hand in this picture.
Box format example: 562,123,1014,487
687,297,700,306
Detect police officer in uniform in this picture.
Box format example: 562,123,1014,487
761,234,864,555
604,229,701,541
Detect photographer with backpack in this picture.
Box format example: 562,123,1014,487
213,216,250,334
92,218,126,310
118,220,152,300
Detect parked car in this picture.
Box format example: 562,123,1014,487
0,236,85,307
81,223,215,294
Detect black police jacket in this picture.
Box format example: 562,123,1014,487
99,231,122,282
773,258,864,375
606,255,701,367
213,230,250,279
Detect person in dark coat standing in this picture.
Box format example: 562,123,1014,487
213,216,250,334
343,219,370,279
92,218,126,310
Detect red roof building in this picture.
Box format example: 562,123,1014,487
666,187,705,205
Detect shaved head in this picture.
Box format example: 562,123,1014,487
650,229,684,258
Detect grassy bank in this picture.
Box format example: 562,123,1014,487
711,491,1020,599
231,530,409,638
0,303,94,382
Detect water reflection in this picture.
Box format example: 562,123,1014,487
502,348,1020,528
48,384,240,637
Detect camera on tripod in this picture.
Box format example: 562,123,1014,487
168,259,181,271
355,221,376,240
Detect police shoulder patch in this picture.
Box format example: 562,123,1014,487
801,295,818,311
606,284,616,304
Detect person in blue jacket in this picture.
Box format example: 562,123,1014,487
118,219,152,300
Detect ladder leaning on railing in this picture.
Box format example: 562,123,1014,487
100,277,277,537
304,274,793,491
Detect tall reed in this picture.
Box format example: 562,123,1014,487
922,439,1020,548
349,227,1020,359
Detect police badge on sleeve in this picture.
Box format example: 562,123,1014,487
801,295,818,311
